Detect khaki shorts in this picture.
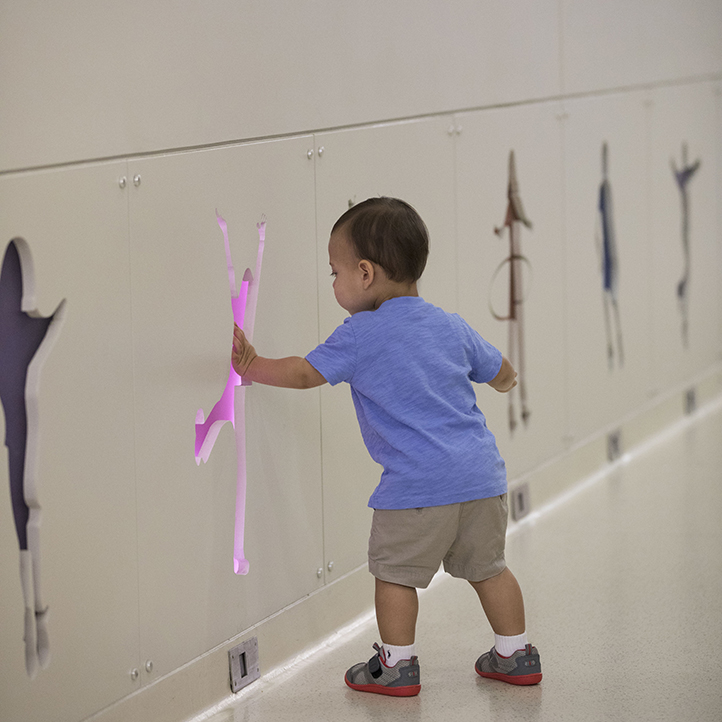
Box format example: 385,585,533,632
368,495,508,589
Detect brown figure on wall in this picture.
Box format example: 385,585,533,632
491,150,533,433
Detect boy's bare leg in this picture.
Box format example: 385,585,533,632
375,578,418,646
469,567,525,636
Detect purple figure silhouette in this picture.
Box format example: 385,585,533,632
1,239,65,677
671,143,700,348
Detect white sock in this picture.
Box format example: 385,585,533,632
381,643,416,666
494,632,528,658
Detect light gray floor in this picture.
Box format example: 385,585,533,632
203,400,722,722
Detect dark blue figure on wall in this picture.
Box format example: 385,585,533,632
671,143,700,348
1,239,65,678
597,142,623,369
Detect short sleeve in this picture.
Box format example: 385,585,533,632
453,315,503,384
305,319,357,386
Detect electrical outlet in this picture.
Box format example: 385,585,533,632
607,429,622,462
229,637,260,693
511,482,531,521
685,387,696,415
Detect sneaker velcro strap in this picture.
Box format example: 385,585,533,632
368,653,383,679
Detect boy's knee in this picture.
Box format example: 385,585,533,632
468,566,510,589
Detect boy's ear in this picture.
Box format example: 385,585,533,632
358,259,375,288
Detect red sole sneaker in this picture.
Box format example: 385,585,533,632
475,668,542,686
345,674,421,696
475,644,542,686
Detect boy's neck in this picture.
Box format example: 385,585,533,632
372,281,419,310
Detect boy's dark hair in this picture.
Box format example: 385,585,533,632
332,197,429,283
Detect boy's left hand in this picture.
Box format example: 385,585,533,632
232,324,258,377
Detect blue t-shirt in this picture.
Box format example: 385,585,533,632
306,296,507,510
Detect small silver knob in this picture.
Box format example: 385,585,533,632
307,149,314,159
133,174,141,187
317,146,324,156
316,567,323,578
327,561,334,572
145,660,153,673
130,668,139,681
119,177,127,189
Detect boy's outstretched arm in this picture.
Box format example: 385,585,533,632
487,356,517,393
232,324,327,389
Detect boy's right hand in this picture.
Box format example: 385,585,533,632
232,324,258,377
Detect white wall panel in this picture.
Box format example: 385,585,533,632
649,83,719,391
718,84,722,353
126,138,323,677
313,118,456,578
562,0,722,95
0,1,720,716
0,163,140,722
456,103,567,479
562,92,655,441
0,0,560,172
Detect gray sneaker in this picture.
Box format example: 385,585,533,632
475,644,542,685
345,643,421,697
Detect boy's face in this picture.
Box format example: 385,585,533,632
328,228,375,315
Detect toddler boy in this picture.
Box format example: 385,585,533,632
231,197,541,696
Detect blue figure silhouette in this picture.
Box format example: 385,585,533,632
671,143,700,348
1,239,65,678
597,142,623,368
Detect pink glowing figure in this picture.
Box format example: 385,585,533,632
195,211,266,575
